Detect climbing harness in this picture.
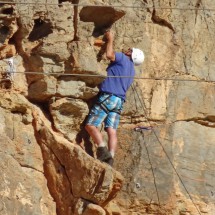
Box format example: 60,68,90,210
96,92,123,115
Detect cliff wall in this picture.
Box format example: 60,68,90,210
0,0,215,214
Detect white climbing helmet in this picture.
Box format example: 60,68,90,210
131,48,145,66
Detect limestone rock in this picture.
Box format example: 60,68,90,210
28,76,57,101
167,81,215,122
105,201,122,215
0,91,31,112
33,104,124,207
0,109,42,172
28,76,98,102
0,5,18,48
0,92,56,215
80,5,125,36
12,1,74,84
68,41,104,86
74,199,106,215
0,91,124,215
1,0,215,214
0,152,56,215
57,77,99,99
122,83,146,118
115,120,215,214
37,127,123,205
0,44,16,59
49,97,89,141
39,143,74,215
36,33,71,62
83,204,106,215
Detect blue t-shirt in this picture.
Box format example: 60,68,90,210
99,52,135,100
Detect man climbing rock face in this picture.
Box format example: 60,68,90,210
85,30,144,167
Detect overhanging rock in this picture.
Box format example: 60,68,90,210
80,6,125,36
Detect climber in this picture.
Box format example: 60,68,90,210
85,30,144,167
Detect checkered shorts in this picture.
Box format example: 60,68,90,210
85,93,124,129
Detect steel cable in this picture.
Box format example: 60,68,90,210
0,71,215,83
0,1,215,11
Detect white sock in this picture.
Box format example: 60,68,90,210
110,151,115,158
98,142,106,147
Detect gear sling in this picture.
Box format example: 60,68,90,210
96,93,122,115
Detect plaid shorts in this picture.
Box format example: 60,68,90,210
85,93,124,129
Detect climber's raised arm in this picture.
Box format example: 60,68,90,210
105,30,115,62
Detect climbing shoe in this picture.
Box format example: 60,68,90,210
96,146,112,162
104,157,114,167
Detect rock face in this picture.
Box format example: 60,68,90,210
0,0,215,215
0,93,56,215
0,92,124,215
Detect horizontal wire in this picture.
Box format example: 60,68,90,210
0,1,215,11
0,71,214,83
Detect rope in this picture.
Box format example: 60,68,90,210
131,83,202,215
1,1,215,11
140,130,161,206
1,71,215,83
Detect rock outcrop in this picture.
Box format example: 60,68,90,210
0,91,123,215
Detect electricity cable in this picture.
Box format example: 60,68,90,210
131,83,202,215
0,1,215,11
1,71,215,83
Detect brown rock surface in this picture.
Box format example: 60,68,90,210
50,97,89,141
0,92,56,215
0,91,124,215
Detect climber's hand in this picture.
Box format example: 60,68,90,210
105,30,114,42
